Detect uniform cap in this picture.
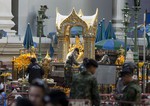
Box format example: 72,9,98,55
120,62,137,77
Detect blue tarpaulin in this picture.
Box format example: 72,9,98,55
50,43,54,58
48,32,58,44
48,32,58,58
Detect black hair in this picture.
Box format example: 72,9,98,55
83,58,98,69
31,58,36,63
119,71,133,77
30,79,47,93
74,48,79,54
44,90,69,106
16,98,33,106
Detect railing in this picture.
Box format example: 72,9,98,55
69,99,91,106
0,92,149,106
100,94,150,106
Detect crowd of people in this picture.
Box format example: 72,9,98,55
63,48,142,106
11,79,69,106
0,48,143,106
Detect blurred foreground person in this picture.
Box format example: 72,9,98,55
16,97,33,106
117,62,141,106
44,90,68,106
70,58,100,106
29,79,47,106
27,58,44,83
64,48,80,87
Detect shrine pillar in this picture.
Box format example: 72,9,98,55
57,35,67,62
84,36,95,59
112,0,125,39
0,0,16,36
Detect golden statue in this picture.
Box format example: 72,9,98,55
42,51,52,78
115,46,125,65
30,46,36,58
68,36,84,62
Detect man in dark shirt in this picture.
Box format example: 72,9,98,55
27,58,44,83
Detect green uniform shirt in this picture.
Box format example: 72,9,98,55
70,71,100,106
121,80,141,106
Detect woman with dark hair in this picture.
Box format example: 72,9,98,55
70,58,100,106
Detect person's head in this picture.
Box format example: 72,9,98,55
16,97,33,106
43,90,69,106
74,48,79,55
120,62,137,85
83,58,98,74
29,79,47,106
31,58,37,63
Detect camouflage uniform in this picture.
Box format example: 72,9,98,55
70,71,100,106
117,62,141,106
121,80,141,106
64,51,79,87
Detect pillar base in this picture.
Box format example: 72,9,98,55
0,0,16,36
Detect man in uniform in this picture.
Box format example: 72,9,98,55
64,48,80,87
70,58,100,106
118,62,141,106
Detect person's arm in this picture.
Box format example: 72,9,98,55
91,77,100,106
72,55,79,66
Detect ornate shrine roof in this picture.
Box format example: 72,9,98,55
56,8,98,30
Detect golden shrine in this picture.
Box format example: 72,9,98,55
56,8,98,62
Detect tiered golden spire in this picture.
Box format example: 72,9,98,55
45,50,51,60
